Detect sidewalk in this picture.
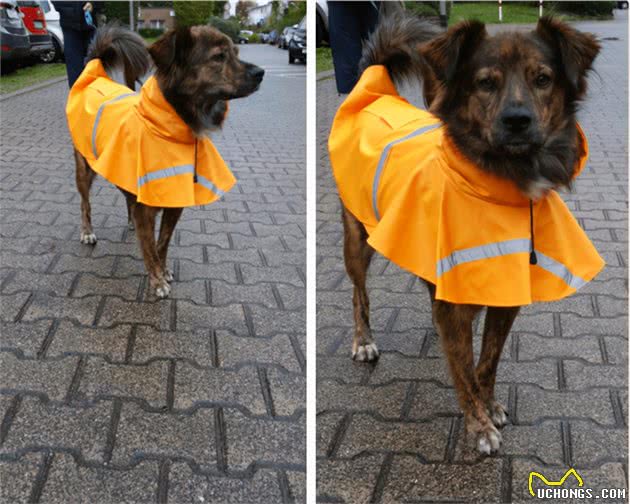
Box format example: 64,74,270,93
316,19,628,502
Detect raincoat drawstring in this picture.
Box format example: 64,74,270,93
529,199,537,265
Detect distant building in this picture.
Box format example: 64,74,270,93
246,2,273,26
137,7,176,31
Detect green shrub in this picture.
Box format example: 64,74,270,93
405,1,451,20
249,33,261,43
138,28,164,38
173,1,226,27
548,1,615,16
207,16,241,42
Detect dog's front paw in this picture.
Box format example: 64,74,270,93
163,268,174,282
477,425,502,455
352,342,379,362
80,232,97,245
489,401,509,428
155,281,171,298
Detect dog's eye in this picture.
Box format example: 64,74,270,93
535,74,552,88
477,78,496,92
212,53,226,63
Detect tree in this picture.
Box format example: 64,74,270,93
235,0,255,23
173,1,226,27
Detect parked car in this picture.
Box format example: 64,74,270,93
238,29,253,44
267,29,279,45
279,25,296,49
315,0,328,47
17,0,52,59
0,0,30,63
288,16,305,64
38,0,62,62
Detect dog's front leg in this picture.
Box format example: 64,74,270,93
74,150,97,244
157,207,183,283
433,301,502,454
476,306,520,428
133,203,170,298
342,206,377,361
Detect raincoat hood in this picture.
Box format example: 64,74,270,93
329,65,604,306
66,58,235,208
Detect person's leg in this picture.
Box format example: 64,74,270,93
359,1,380,41
62,28,90,88
328,2,364,94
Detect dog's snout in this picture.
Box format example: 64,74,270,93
501,107,532,133
249,66,265,82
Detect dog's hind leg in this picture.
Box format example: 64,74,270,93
74,150,98,244
157,207,183,283
342,205,377,362
476,306,520,428
433,301,502,455
133,203,170,298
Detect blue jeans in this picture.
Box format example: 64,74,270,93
61,27,93,88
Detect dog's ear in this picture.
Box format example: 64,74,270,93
536,17,600,97
148,27,194,72
418,21,486,83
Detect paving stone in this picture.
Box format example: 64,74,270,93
368,354,452,385
0,352,78,401
570,422,628,466
382,455,504,503
315,326,348,355
316,355,370,384
177,260,238,283
211,280,278,309
518,334,603,363
561,314,627,337
0,251,55,272
72,273,142,301
511,461,628,503
337,414,451,460
174,363,266,414
224,409,305,470
496,359,560,388
1,396,111,462
316,454,384,503
40,453,158,503
176,301,248,334
408,382,462,420
316,412,345,458
596,295,628,317
22,292,101,326
167,463,283,503
52,254,116,275
2,270,76,297
0,452,42,503
563,361,627,389
77,357,168,408
287,471,305,503
604,336,628,365
0,292,32,322
0,319,53,357
516,386,616,425
240,264,304,287
317,380,408,418
46,321,130,361
112,403,216,469
97,297,172,330
131,326,214,366
266,368,306,417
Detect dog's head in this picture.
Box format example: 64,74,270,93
148,26,264,135
419,17,599,198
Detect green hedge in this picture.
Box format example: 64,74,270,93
249,33,261,43
405,1,451,20
207,16,241,42
138,28,164,38
549,1,615,16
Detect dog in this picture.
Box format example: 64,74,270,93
328,12,602,454
68,25,264,297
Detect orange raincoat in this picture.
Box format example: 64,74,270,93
66,59,235,207
329,65,604,306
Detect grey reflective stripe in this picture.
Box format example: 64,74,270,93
437,238,530,277
436,238,587,290
91,92,137,159
137,164,194,188
534,251,587,290
196,174,226,197
372,122,442,220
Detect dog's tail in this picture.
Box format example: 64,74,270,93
87,23,151,89
359,7,440,87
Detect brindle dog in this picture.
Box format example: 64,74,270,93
341,14,599,454
75,25,264,297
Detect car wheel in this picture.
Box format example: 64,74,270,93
289,54,295,64
40,38,60,63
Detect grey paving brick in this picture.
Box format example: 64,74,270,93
174,363,266,414
266,368,306,417
224,409,305,470
0,252,55,273
97,297,172,330
52,254,116,275
1,396,111,462
22,292,101,326
597,295,628,317
496,359,560,388
167,463,283,503
0,452,42,503
176,301,248,333
211,280,278,308
516,386,616,425
111,403,216,469
408,382,462,420
604,336,628,365
0,292,32,322
46,321,131,361
518,334,603,362
316,411,345,458
316,355,370,384
316,454,384,503
72,273,142,301
0,319,53,357
174,260,239,283
570,422,628,466
246,305,305,337
40,453,158,503
317,380,408,418
563,361,627,389
131,326,214,366
0,352,78,401
77,357,168,408
240,264,304,287
561,314,627,337
2,270,76,297
287,471,305,503
368,354,452,385
337,414,451,459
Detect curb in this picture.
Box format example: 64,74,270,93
0,75,67,102
317,69,334,81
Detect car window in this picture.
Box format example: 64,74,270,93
40,1,50,13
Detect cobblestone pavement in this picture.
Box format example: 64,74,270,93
0,44,305,502
316,15,628,503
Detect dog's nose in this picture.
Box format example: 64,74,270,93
249,66,265,81
501,107,532,133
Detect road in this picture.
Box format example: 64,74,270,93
316,13,628,503
0,44,305,502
